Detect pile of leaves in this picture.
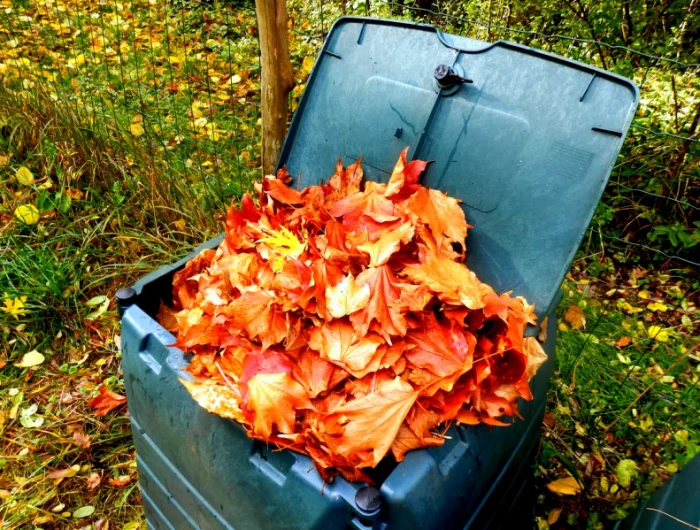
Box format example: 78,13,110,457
159,149,548,483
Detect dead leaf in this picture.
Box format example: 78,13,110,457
72,431,91,449
616,336,631,348
548,507,562,524
564,305,586,329
538,316,548,343
86,472,101,490
89,386,126,416
546,476,582,495
108,475,132,488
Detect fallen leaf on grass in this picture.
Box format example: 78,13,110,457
616,336,631,348
48,464,80,481
108,475,132,488
89,386,126,416
15,166,34,186
647,325,669,342
73,431,91,449
51,503,66,513
86,473,101,490
564,305,586,329
546,476,582,495
85,295,110,321
19,404,44,428
14,350,44,368
14,204,40,225
73,505,95,518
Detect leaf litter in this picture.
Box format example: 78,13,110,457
159,148,549,483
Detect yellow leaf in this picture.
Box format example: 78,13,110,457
259,227,306,269
548,507,562,524
638,290,650,299
129,114,144,137
302,56,314,74
647,325,669,342
14,350,45,368
647,301,668,312
564,305,586,329
325,274,370,319
546,476,582,495
15,166,34,186
228,74,242,85
129,122,145,136
14,204,40,225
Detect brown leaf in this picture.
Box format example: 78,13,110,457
86,472,101,490
73,431,91,449
538,316,548,343
546,476,582,495
47,465,80,480
564,305,586,330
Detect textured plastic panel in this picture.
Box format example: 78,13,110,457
615,455,700,530
279,17,639,318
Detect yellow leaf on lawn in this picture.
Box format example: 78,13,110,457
15,166,34,186
546,476,582,495
302,56,314,74
130,114,145,136
647,301,668,312
14,350,44,368
14,204,40,225
564,305,586,329
325,274,370,319
647,325,669,342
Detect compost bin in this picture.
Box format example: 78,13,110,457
119,17,638,530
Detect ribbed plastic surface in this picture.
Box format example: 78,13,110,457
121,17,638,529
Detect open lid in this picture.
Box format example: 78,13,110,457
278,18,638,318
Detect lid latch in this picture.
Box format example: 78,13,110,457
433,64,473,91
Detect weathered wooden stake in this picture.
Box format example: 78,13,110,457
255,0,294,176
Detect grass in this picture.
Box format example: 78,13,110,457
0,0,698,529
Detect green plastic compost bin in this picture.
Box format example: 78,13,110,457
119,17,638,530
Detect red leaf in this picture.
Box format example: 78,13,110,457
89,386,126,416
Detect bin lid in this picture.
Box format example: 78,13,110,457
278,17,638,319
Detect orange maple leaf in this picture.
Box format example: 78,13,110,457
89,386,127,416
350,265,407,339
325,273,370,318
320,376,418,467
247,372,312,438
407,186,467,248
308,320,384,376
385,147,429,202
401,254,491,310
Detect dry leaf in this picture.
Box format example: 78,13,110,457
616,336,631,348
546,476,582,495
564,305,586,329
89,386,126,416
72,431,91,449
86,473,101,491
161,150,547,483
548,507,562,524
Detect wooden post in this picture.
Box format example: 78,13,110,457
255,0,294,176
